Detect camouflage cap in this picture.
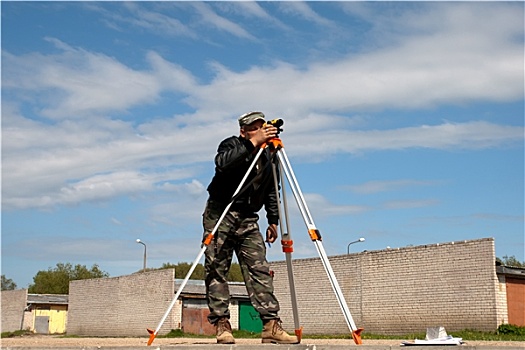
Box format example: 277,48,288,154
238,111,265,126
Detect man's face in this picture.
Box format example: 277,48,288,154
240,120,264,139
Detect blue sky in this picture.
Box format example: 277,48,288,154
2,1,523,289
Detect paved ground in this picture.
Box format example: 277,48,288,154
2,335,525,350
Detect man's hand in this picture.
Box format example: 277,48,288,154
251,124,278,147
266,224,278,244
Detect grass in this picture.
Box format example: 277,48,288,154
290,330,524,342
1,330,30,338
1,331,86,339
159,326,525,342
159,329,262,339
452,329,525,342
3,326,524,342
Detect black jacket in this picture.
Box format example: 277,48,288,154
207,135,279,225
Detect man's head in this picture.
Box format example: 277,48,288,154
238,111,265,127
238,111,279,145
238,111,266,139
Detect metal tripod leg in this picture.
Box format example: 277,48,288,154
147,245,206,345
275,147,364,345
147,147,266,346
270,158,303,341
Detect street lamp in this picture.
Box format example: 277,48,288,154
136,238,147,272
347,237,365,254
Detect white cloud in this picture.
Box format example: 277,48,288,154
111,217,123,225
2,41,163,119
194,34,522,114
59,171,155,203
11,237,125,261
302,193,370,217
124,2,196,38
148,192,206,228
5,2,523,118
220,1,270,20
85,2,197,38
190,2,256,40
347,121,522,152
217,1,290,32
2,2,523,212
277,2,335,28
383,199,440,210
346,180,441,195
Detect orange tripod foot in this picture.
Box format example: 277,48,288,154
147,328,156,346
295,327,303,343
352,328,364,345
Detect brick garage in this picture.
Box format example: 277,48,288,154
497,265,525,326
5,237,522,336
66,269,248,337
271,237,505,335
1,289,27,332
67,268,177,336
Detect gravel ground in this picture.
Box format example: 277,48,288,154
2,334,524,348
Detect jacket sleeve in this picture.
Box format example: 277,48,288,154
265,193,279,225
264,160,280,225
214,136,256,172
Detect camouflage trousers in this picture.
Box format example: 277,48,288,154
202,199,280,325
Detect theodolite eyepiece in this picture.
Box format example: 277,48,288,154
266,119,284,134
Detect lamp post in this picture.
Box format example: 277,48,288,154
347,237,365,254
136,239,147,272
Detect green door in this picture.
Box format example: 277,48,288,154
238,301,262,333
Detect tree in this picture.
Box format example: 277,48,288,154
28,262,109,294
497,255,525,268
1,275,17,290
159,262,244,282
161,262,206,280
227,263,243,282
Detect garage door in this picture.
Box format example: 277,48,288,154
181,299,216,335
506,277,525,326
239,301,262,333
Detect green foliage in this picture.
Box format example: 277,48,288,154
432,328,525,341
496,255,525,268
1,330,32,338
286,329,525,341
227,263,243,282
161,262,205,280
159,328,525,341
28,262,109,294
1,275,17,290
232,329,260,338
162,329,212,338
159,262,244,282
161,329,270,339
498,324,525,336
468,328,523,341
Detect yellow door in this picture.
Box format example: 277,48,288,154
35,306,67,334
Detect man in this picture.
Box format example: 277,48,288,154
202,111,299,344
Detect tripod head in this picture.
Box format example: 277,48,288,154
266,118,284,134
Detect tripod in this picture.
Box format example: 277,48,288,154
147,134,364,346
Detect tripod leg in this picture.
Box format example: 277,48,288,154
313,240,363,344
276,148,364,345
271,160,302,341
147,245,206,345
147,147,267,346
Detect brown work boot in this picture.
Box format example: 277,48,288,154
261,318,299,344
215,317,235,344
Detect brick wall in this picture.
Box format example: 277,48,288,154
1,289,28,332
58,237,503,336
68,269,177,336
271,238,499,335
230,300,239,330
496,274,509,325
